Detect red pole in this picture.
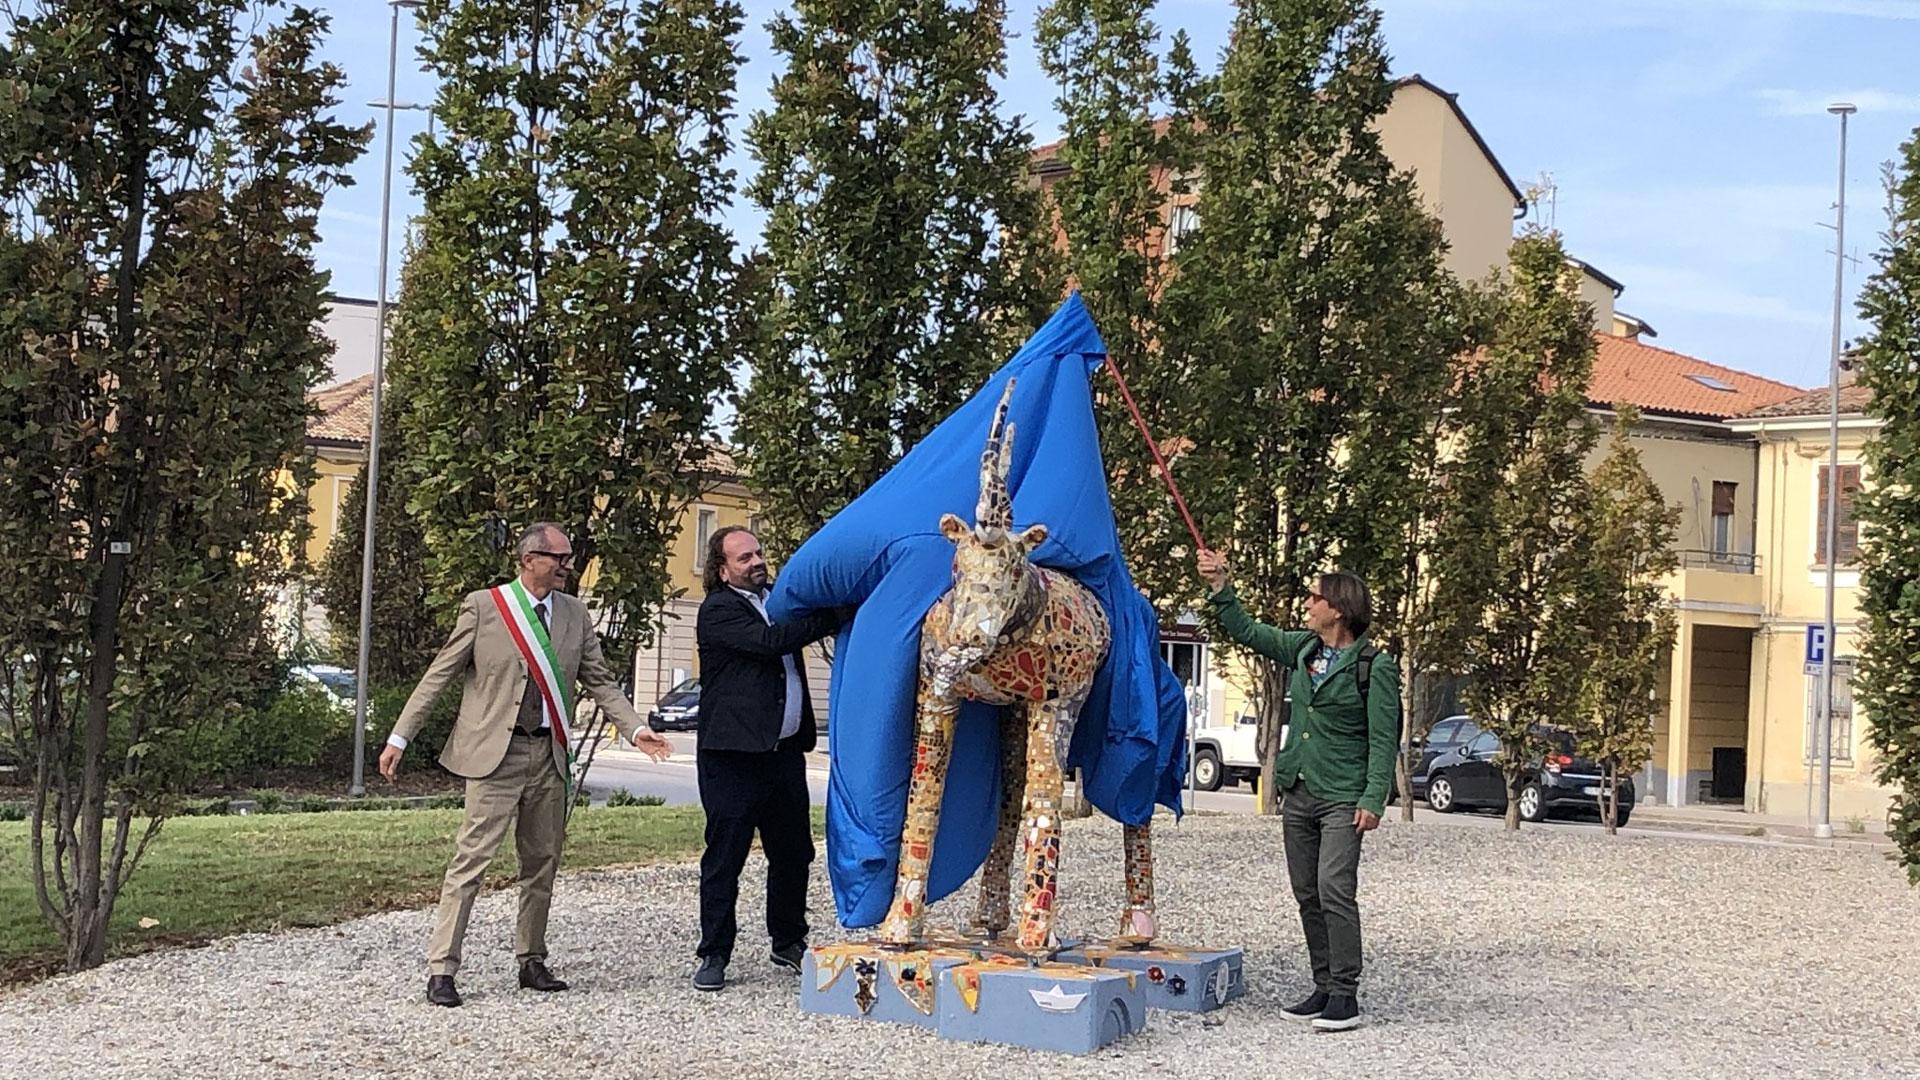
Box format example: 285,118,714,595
1101,353,1208,553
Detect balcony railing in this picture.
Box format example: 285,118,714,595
1675,548,1758,573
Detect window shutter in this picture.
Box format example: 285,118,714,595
1816,465,1863,565
1711,481,1736,516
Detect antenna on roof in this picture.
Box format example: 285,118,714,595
1522,171,1557,228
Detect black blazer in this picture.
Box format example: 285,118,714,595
695,587,841,753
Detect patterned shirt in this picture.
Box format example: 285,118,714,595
1307,641,1342,687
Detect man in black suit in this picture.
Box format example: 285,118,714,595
691,525,843,992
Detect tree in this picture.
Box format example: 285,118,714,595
314,390,444,686
1855,130,1920,882
390,0,749,774
1151,0,1465,814
1427,228,1598,830
1032,0,1200,607
1572,409,1679,834
735,0,1062,560
0,1,368,970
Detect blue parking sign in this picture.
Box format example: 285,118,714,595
1805,624,1829,666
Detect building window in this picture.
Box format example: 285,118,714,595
1711,481,1736,555
1815,464,1861,566
1803,664,1855,766
693,507,717,572
1166,203,1199,254
748,513,764,537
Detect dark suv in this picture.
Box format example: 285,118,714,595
1424,725,1633,825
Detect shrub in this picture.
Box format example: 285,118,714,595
606,789,664,808
216,683,349,776
251,790,285,814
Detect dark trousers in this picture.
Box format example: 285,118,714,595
696,742,813,962
1281,780,1366,996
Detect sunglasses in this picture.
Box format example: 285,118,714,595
1306,591,1326,604
531,549,576,567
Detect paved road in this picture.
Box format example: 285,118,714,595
581,733,1259,814
580,738,1833,851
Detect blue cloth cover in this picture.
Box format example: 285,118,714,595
767,292,1189,929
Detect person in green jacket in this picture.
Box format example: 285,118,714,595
1197,548,1400,1032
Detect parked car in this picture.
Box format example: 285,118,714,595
1424,725,1634,825
1402,714,1482,802
291,663,357,703
1188,712,1263,791
648,678,700,732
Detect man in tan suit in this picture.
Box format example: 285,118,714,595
379,522,671,1007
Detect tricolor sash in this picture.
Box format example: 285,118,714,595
488,581,574,771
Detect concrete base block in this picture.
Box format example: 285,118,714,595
799,943,970,1028
934,958,1147,1054
1055,941,1246,1013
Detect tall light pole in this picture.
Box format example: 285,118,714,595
1815,101,1856,840
351,0,425,797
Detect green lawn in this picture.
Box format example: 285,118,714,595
0,805,824,983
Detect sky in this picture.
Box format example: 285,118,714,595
310,0,1920,391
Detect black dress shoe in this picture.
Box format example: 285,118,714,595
770,943,806,972
518,959,569,992
692,955,726,992
426,974,463,1007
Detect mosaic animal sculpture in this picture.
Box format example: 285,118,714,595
876,382,1157,953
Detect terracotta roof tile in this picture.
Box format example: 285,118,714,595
307,374,373,446
1587,335,1803,420
1741,378,1872,419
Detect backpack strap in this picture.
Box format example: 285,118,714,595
1356,644,1381,706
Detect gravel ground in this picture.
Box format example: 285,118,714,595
3,814,1917,1080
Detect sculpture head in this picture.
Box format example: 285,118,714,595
933,381,1048,688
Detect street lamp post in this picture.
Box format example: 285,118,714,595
1815,101,1856,840
351,0,425,797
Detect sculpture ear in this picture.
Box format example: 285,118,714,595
940,513,970,543
1017,523,1049,552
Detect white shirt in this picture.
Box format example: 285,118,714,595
387,594,552,751
733,586,805,742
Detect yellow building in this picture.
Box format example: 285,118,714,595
1725,380,1891,823
1372,75,1526,284
1034,72,1828,816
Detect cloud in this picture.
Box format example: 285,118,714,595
1757,88,1920,115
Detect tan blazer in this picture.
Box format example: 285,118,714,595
395,587,646,778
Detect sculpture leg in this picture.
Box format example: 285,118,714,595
971,704,1029,938
1118,821,1158,942
1015,699,1074,952
876,683,960,944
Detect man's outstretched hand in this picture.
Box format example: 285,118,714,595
631,727,673,762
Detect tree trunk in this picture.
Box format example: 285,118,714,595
70,545,128,971
1503,761,1523,831
1601,770,1619,836
1395,663,1417,822
1254,662,1286,816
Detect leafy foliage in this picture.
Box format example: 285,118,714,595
1427,228,1599,830
1033,0,1202,613
1572,409,1679,834
1855,129,1920,880
1147,0,1466,811
314,391,444,686
734,0,1063,560
391,0,748,648
0,1,368,969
